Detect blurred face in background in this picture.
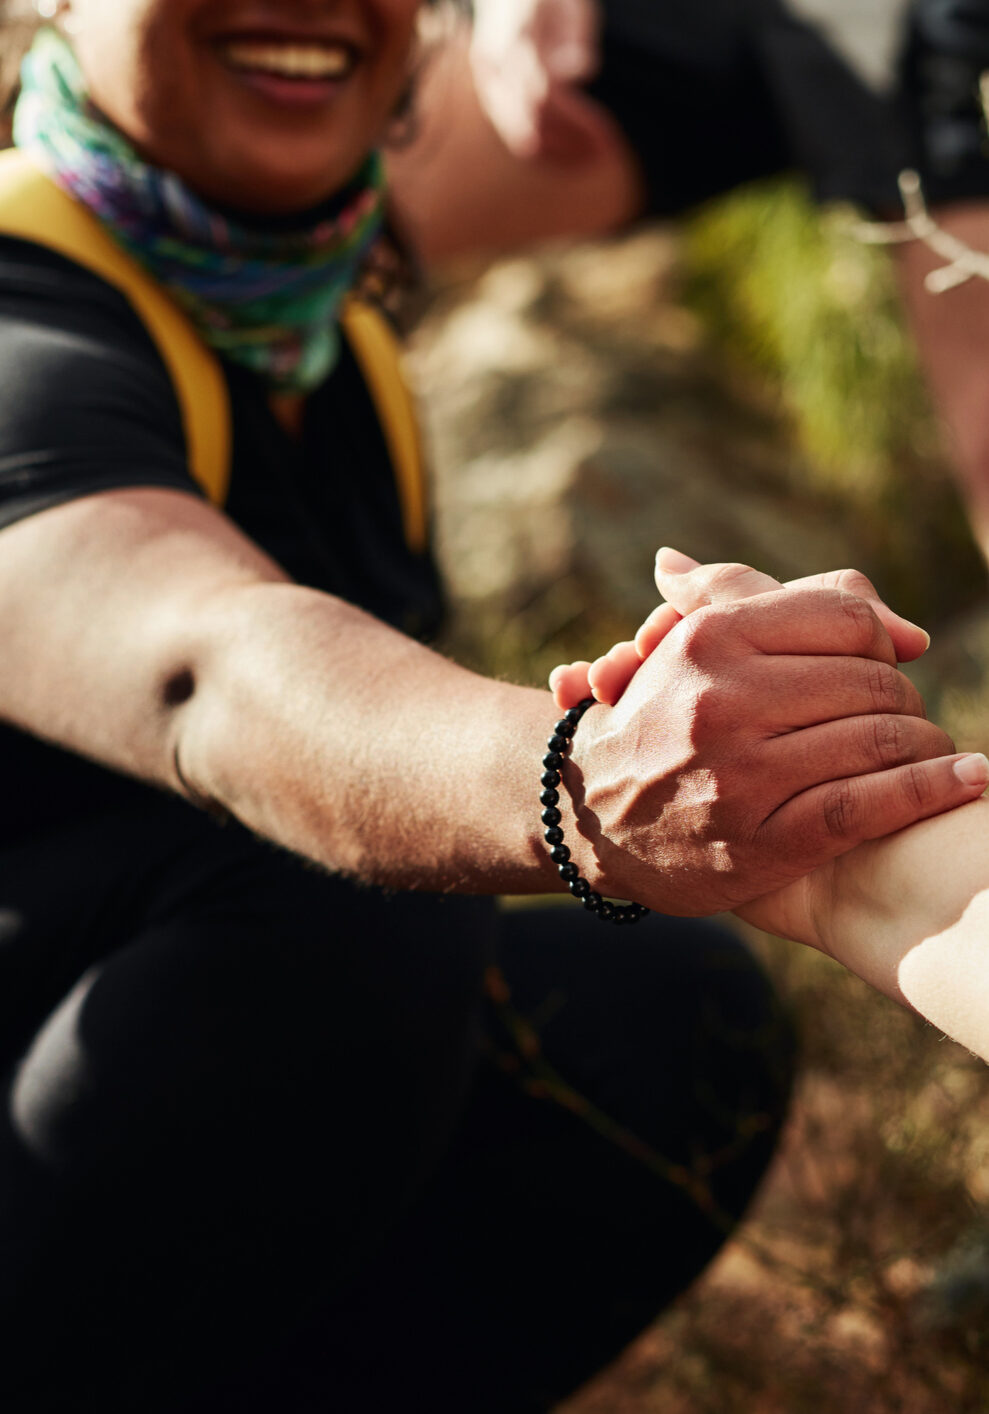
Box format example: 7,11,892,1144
62,0,422,211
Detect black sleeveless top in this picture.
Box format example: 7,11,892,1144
0,236,443,839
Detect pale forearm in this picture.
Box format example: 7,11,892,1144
745,800,989,1060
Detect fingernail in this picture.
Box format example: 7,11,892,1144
655,547,698,575
953,753,989,788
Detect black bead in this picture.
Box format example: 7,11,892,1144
540,701,647,927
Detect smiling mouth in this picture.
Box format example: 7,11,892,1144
220,39,358,81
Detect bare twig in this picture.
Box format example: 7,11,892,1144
847,169,989,294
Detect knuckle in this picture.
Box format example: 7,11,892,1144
835,588,879,637
684,681,726,746
835,568,876,599
865,660,905,716
901,762,936,814
867,713,907,768
822,779,860,842
676,606,718,662
708,562,757,595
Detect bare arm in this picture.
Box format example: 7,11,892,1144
742,802,989,1063
385,10,641,264
2,490,983,915
0,487,558,894
893,201,989,559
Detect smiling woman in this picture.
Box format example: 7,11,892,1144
56,0,421,210
0,1,977,1412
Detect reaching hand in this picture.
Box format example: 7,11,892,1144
551,547,935,710
469,0,611,162
551,548,988,916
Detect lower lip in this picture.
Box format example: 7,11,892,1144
223,65,354,109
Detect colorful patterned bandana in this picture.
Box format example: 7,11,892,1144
14,28,386,392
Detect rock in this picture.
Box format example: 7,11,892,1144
407,232,886,675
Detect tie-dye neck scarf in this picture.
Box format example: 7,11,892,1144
14,28,386,392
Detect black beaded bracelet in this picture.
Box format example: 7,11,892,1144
541,697,649,926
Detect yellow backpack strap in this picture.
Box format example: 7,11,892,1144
0,151,428,553
0,147,230,505
341,296,428,556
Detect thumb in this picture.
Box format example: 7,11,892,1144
654,546,783,616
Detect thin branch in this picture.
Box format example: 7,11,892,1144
846,169,989,294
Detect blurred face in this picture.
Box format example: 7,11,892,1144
63,0,421,212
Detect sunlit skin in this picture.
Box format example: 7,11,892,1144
550,550,936,710
63,0,421,212
6,1,989,1072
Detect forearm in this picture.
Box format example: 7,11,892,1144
7,495,982,917
0,489,563,895
174,580,560,893
745,800,989,1059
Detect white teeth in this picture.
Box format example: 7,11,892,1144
222,40,355,80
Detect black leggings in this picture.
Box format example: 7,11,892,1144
0,793,793,1412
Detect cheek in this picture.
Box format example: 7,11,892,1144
70,28,138,131
373,0,423,27
370,0,422,69
68,0,194,140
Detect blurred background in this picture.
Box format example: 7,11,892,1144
409,173,989,1410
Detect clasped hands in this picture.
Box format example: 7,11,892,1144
548,549,989,929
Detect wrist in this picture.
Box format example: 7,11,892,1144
546,698,649,922
554,697,605,885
